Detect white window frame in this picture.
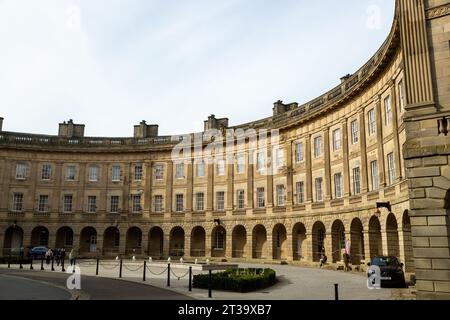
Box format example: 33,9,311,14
15,163,27,180
87,196,97,213
132,195,142,213
333,129,341,151
315,178,323,202
353,167,361,195
216,192,225,211
154,195,163,213
175,162,185,180
334,173,343,199
384,96,392,126
236,154,245,174
387,153,396,185
196,192,204,211
237,190,245,209
63,194,73,213
276,185,285,207
134,165,143,181
65,165,76,181
217,160,226,176
368,109,376,135
295,142,304,163
257,188,265,208
314,136,322,158
351,120,359,145
256,152,265,172
88,166,99,182
175,194,184,213
155,164,164,181
111,165,121,182
371,160,379,191
13,193,24,212
296,181,305,204
275,148,284,169
110,196,119,213
196,160,205,178
38,195,49,213
41,164,52,181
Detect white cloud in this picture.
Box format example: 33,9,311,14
0,0,395,137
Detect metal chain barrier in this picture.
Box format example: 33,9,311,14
99,261,121,270
170,267,190,280
78,260,97,266
122,263,144,272
145,264,168,276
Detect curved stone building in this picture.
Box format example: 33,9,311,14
1,0,449,299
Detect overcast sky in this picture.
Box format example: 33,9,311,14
0,0,395,137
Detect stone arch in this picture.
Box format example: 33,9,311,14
191,226,206,257
272,224,287,260
149,227,164,258
211,225,226,258
386,213,400,258
368,216,382,259
252,224,267,259
169,226,185,257
103,227,120,256
402,210,414,272
3,225,24,256
232,225,247,258
292,222,307,261
79,227,97,255
55,226,74,250
31,226,49,248
126,227,143,255
312,221,326,262
331,220,346,263
350,218,365,265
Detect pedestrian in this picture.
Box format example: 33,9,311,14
343,251,351,272
45,249,53,265
55,249,61,266
319,248,328,268
69,249,77,266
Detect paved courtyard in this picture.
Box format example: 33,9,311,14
0,260,393,300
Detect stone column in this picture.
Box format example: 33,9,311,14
165,161,173,214
363,230,371,262
225,234,232,259
186,159,193,216
286,141,294,207
375,97,386,188
246,161,254,209
52,162,63,215
245,232,252,259
206,163,214,212
389,81,403,182
324,232,333,260
163,232,170,257
266,141,273,209
265,231,273,260
342,120,351,197
359,111,369,193
305,135,313,203
143,161,153,217
286,232,293,262
119,235,127,256
226,162,234,211
323,128,331,200
141,232,149,256
205,229,212,258
303,232,312,262
184,233,191,260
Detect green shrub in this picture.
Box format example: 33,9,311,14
193,268,277,293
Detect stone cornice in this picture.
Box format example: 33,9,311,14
426,3,450,20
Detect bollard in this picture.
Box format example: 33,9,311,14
143,261,146,282
208,270,212,298
51,257,55,271
30,257,34,270
334,284,339,301
167,263,171,287
73,258,76,274
19,258,23,269
7,253,11,269
119,259,123,278
61,257,65,272
96,259,99,276
189,266,192,292
41,258,44,271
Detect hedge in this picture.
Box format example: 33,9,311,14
193,268,277,293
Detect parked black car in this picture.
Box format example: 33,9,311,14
368,256,407,288
29,247,48,260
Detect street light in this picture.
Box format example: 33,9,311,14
375,202,392,218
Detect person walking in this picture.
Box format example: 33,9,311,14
55,249,61,266
343,251,351,272
45,249,53,265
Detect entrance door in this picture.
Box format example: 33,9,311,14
90,235,97,252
